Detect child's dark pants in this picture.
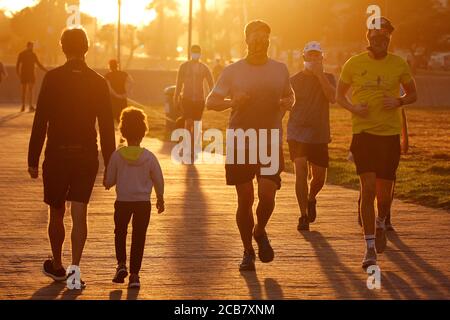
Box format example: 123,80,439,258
114,201,151,274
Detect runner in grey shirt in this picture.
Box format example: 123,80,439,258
287,41,336,232
206,20,295,272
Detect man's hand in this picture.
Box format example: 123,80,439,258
28,167,38,179
383,95,402,110
352,103,369,118
156,199,165,214
231,92,250,110
310,62,324,76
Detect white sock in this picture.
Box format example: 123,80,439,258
376,216,386,229
365,235,376,249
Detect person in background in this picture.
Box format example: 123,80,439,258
16,42,47,112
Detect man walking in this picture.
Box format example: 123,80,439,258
287,41,336,231
336,17,417,268
206,20,295,271
28,28,116,288
16,42,47,112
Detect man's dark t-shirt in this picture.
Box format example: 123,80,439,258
105,70,128,95
28,59,116,168
287,71,336,144
17,50,38,78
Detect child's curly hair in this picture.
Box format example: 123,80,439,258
119,107,148,142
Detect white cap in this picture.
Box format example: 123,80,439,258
303,41,323,54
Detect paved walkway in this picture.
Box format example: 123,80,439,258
0,104,448,300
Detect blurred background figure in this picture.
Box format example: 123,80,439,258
16,42,47,112
212,57,225,82
105,59,133,126
173,45,214,161
0,61,7,85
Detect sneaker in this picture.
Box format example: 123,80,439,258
297,216,310,231
362,247,377,269
239,250,256,271
29,106,35,112
20,106,25,112
308,199,317,223
43,259,66,281
112,264,128,284
128,274,140,289
66,266,86,290
253,229,274,263
375,227,387,253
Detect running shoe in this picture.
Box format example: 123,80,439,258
297,216,310,231
308,199,317,223
43,259,66,281
112,264,128,284
128,274,140,289
239,250,256,271
362,247,377,269
253,230,274,263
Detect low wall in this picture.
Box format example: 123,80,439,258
1,65,449,107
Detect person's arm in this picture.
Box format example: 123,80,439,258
35,55,47,72
173,64,184,107
97,80,117,170
27,75,51,178
16,54,22,76
279,66,296,115
125,73,134,98
401,108,409,154
383,80,418,110
150,155,165,214
336,80,369,117
205,65,214,94
205,66,235,112
310,63,336,103
104,152,118,189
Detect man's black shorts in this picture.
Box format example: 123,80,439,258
42,149,99,209
20,73,35,85
350,132,400,181
182,99,205,121
225,146,285,190
287,140,329,168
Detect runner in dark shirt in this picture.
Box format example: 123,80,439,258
105,59,132,124
27,29,116,288
16,42,47,112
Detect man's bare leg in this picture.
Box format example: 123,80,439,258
48,205,66,269
236,182,255,252
360,172,378,268
21,84,27,111
294,158,308,218
70,201,88,266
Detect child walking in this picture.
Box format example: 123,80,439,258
104,106,165,288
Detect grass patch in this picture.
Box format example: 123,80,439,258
137,103,450,211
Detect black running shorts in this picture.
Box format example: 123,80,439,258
42,149,99,209
350,132,400,181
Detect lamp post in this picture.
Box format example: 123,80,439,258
117,0,122,68
188,0,193,59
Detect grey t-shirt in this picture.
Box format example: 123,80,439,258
212,58,293,130
287,71,335,144
177,60,213,102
